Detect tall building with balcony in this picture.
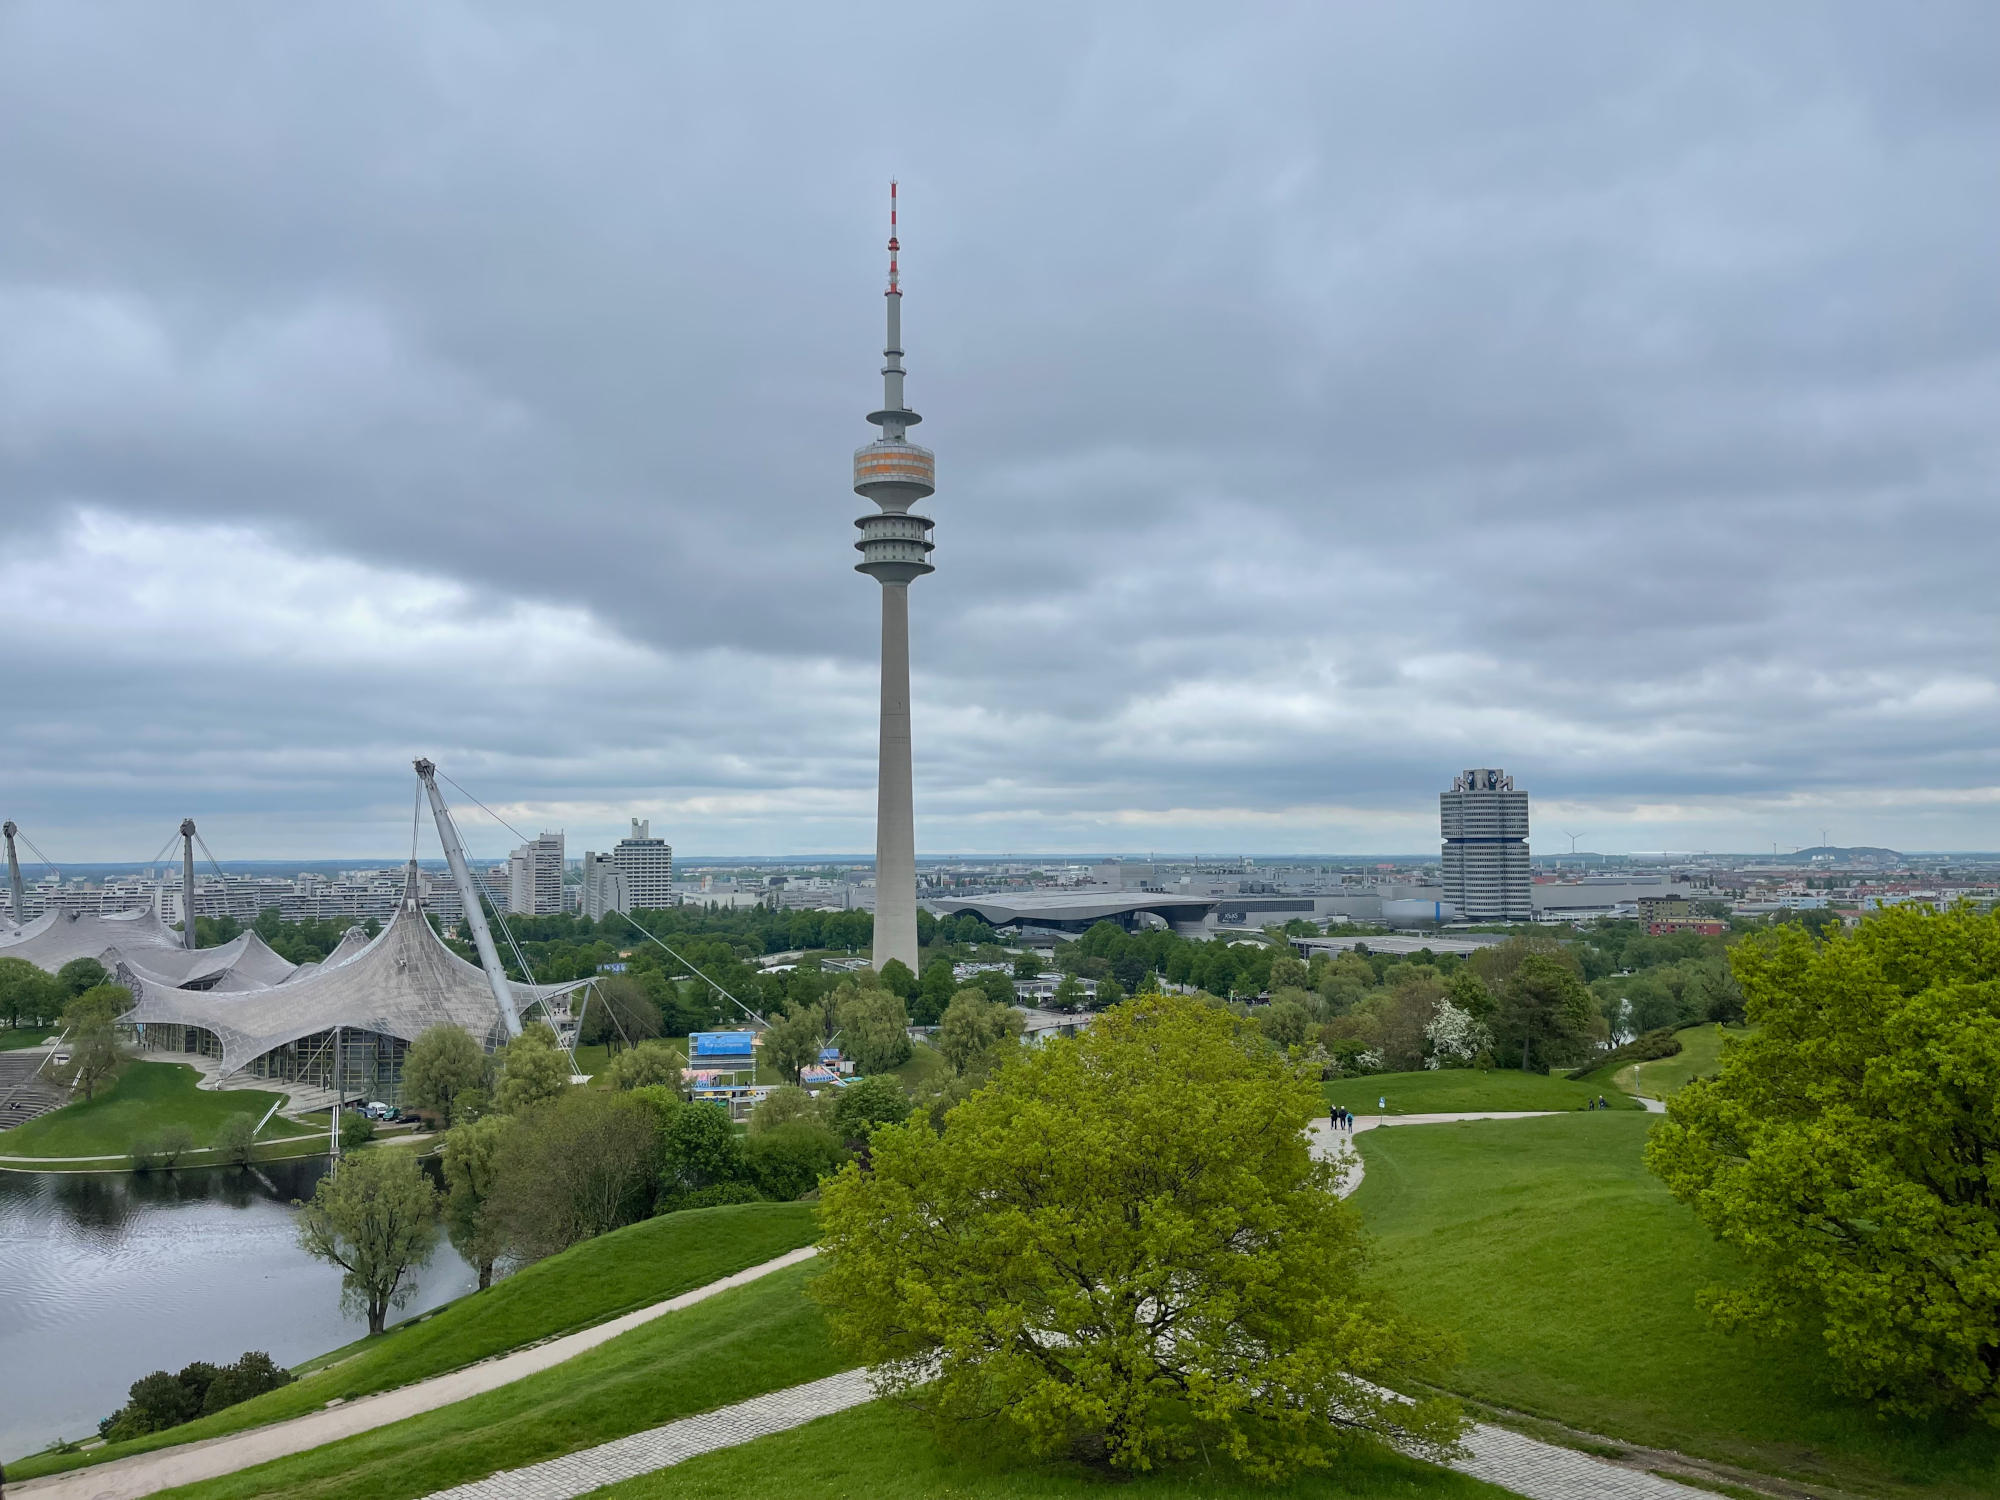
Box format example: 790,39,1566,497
507,831,565,916
1440,769,1532,922
612,819,674,910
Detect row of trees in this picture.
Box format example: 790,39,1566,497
0,953,114,1032
298,1021,931,1329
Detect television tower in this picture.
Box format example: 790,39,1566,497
853,181,935,975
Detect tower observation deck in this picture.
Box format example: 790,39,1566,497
855,182,932,975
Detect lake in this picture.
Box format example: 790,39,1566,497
0,1158,476,1461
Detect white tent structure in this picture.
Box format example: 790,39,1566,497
0,905,186,973
117,862,587,1103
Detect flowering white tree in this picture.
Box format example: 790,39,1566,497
1423,999,1492,1070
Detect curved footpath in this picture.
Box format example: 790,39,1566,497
11,1248,820,1500
21,1109,1715,1500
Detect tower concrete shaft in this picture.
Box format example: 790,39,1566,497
180,818,198,949
853,182,934,976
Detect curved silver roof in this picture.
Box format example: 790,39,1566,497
285,924,372,981
0,906,183,972
106,929,299,991
118,865,586,1074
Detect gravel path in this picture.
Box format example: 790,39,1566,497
1309,1110,1562,1198
9,1248,821,1500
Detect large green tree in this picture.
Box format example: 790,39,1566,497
0,955,59,1031
813,993,1460,1479
487,1089,659,1262
835,984,911,1074
601,1038,684,1093
441,1114,513,1289
61,983,130,1101
1490,955,1599,1071
401,1024,487,1125
493,1023,569,1114
936,988,1023,1078
761,1002,823,1084
296,1149,440,1334
1648,907,2000,1423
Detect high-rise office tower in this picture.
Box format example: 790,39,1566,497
852,182,935,975
612,818,674,910
1441,769,1532,922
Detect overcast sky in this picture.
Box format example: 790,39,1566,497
3,3,1996,862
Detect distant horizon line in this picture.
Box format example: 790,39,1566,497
12,848,1997,873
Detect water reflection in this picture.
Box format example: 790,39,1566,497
0,1160,473,1461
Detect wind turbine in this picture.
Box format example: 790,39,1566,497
1561,830,1586,865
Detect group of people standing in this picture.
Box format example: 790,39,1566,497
1328,1105,1358,1131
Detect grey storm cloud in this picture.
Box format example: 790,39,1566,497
1,1,1996,859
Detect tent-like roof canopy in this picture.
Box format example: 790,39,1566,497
107,929,298,991
118,863,586,1074
0,905,184,973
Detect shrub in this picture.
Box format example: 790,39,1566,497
339,1112,377,1151
830,1074,910,1145
100,1352,292,1440
1567,1026,1683,1080
132,1124,197,1172
748,1084,826,1136
745,1119,846,1201
657,1181,764,1215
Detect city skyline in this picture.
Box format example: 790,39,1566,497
2,7,1996,859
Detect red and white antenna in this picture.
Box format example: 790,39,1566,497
886,179,900,296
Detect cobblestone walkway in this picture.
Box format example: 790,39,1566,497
409,1367,1717,1500
1453,1418,1706,1499
418,1370,874,1499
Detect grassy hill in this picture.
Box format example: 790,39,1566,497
162,1259,845,1500
1324,1069,1641,1116
9,1200,816,1481
1351,1113,2000,1500
0,1059,295,1160
1610,1022,1748,1099
586,1401,1520,1498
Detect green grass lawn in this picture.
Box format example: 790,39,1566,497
1351,1113,2000,1499
1613,1023,1750,1099
159,1259,848,1500
11,1200,818,1479
891,1040,948,1091
592,1400,1518,1499
0,1060,290,1159
0,1025,58,1050
1324,1069,1641,1116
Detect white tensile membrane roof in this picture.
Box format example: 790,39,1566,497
0,904,188,973
116,862,587,1076
0,901,307,992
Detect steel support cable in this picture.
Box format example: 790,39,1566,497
610,907,767,1028
19,832,62,882
429,768,767,1029
430,768,764,1032
192,831,229,883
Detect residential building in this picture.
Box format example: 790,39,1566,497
580,850,630,920
508,831,565,916
613,819,675,910
1440,768,1533,922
